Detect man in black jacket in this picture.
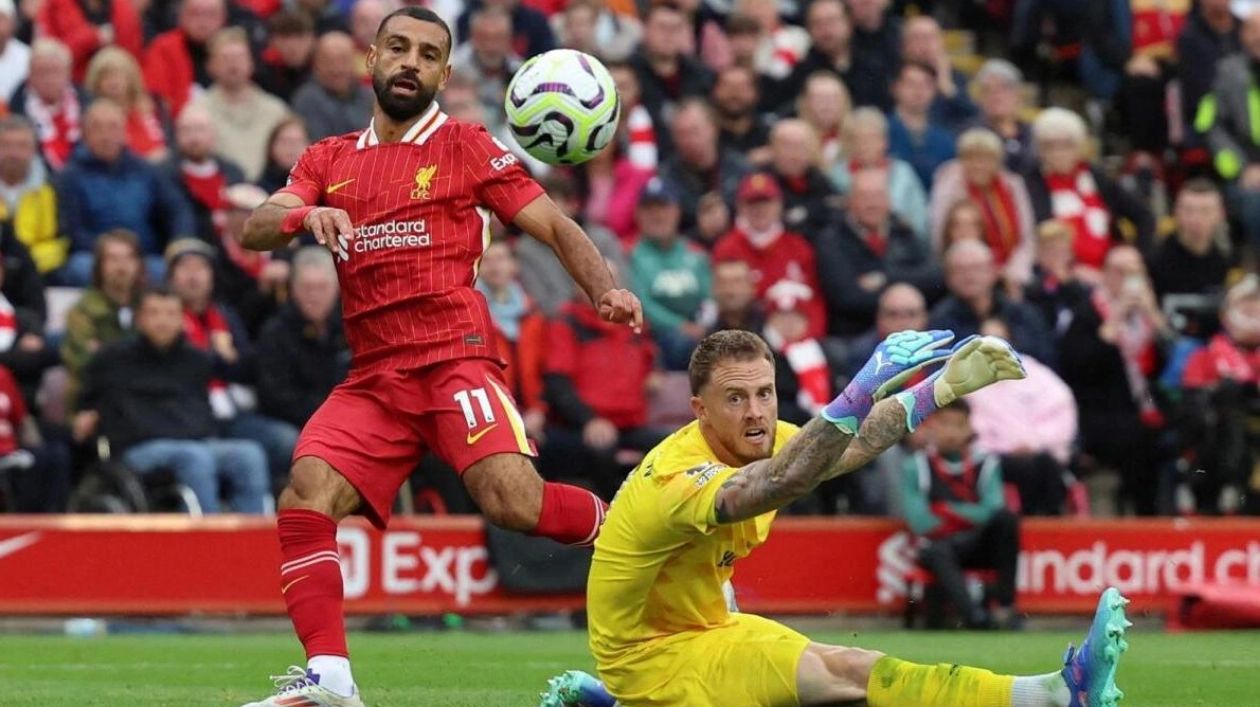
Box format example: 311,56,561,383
630,3,715,153
73,287,269,513
256,247,348,429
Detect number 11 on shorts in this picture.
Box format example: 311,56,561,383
454,388,496,429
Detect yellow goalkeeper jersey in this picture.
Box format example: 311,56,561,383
587,418,800,669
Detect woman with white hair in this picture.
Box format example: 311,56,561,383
828,106,928,238
970,59,1034,172
1022,107,1155,273
929,128,1036,286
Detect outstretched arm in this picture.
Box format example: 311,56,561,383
242,193,354,258
241,193,309,252
514,195,643,332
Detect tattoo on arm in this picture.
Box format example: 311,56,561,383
825,397,912,481
713,417,855,524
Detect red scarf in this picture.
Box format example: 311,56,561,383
928,448,978,503
763,324,831,414
967,177,1020,265
182,161,268,279
23,88,81,171
183,305,233,417
1045,164,1112,268
1196,333,1260,385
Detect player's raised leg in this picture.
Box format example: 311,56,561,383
796,588,1130,707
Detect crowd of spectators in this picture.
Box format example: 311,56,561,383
0,0,1258,521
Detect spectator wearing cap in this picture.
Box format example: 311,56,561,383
290,32,372,142
901,16,978,134
657,98,751,232
35,0,143,84
541,260,667,501
61,228,143,412
166,237,298,485
517,173,627,317
713,172,827,340
816,167,941,337
452,7,523,138
929,240,1056,367
968,60,1034,174
165,102,245,242
888,62,956,191
457,0,556,61
929,129,1036,287
766,119,843,241
218,182,290,335
779,0,889,113
57,99,195,287
10,39,90,172
75,286,270,513
142,0,228,119
629,3,714,150
475,240,547,442
712,65,772,165
256,9,315,103
630,177,711,371
188,27,290,182
256,246,348,430
828,107,927,239
0,0,30,105
0,116,64,277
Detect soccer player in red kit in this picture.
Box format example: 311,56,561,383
237,7,643,706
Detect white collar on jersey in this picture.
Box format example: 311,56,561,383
357,101,449,149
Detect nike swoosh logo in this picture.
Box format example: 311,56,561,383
281,575,310,595
326,179,355,195
466,423,499,446
0,531,41,560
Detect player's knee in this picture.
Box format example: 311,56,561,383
277,457,360,519
820,646,884,689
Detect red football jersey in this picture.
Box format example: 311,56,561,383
279,103,545,373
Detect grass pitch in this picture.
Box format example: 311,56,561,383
1,629,1256,706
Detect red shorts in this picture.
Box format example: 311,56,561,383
294,358,537,528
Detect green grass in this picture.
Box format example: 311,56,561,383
1,629,1256,706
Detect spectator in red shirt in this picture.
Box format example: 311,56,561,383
713,172,828,339
0,364,70,512
142,0,227,118
540,266,667,499
84,46,169,163
35,0,142,82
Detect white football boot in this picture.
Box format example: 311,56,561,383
239,666,366,707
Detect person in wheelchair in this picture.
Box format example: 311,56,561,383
1180,275,1260,515
72,287,270,514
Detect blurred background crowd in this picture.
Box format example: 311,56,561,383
1,0,1259,526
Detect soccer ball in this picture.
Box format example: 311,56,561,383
504,49,621,166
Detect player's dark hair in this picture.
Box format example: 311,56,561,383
376,6,453,54
689,330,776,395
91,228,144,290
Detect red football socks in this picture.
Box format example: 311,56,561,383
277,509,348,659
532,482,608,546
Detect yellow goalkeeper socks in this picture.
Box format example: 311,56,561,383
867,656,1015,707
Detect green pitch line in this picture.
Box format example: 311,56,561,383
0,630,1256,706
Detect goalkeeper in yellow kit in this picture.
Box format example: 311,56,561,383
540,329,1131,707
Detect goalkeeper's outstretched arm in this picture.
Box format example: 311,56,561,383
712,397,909,524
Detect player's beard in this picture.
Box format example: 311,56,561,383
373,70,439,122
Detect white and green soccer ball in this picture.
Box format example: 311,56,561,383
504,49,621,166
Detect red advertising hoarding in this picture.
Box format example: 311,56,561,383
0,516,1256,616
